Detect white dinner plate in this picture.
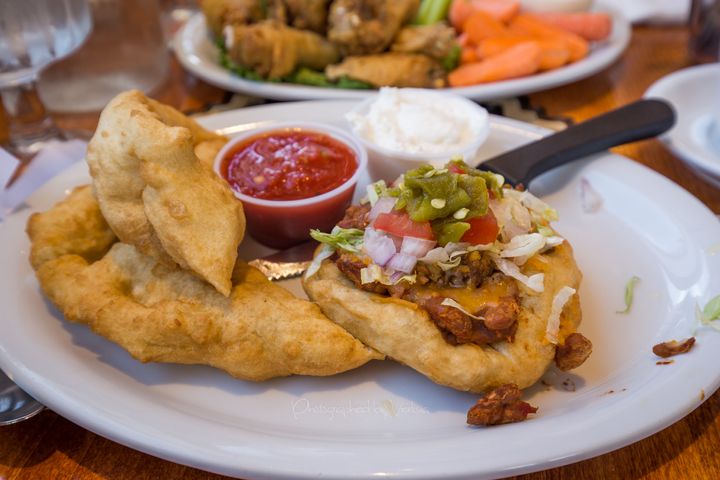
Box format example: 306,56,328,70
645,63,720,188
1,101,719,480
173,12,631,101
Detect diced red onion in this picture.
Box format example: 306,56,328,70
391,233,403,252
368,196,397,222
387,252,417,273
363,227,396,266
401,236,436,258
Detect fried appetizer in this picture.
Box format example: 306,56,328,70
28,188,380,380
325,53,446,88
201,0,265,36
27,185,116,271
327,0,420,56
391,23,458,61
303,160,591,394
86,90,243,296
224,21,340,79
284,0,331,33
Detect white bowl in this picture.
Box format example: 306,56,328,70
346,88,490,182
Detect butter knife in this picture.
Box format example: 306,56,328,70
249,241,318,280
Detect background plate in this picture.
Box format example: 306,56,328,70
173,12,631,101
1,101,719,480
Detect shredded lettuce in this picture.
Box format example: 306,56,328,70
499,233,546,260
696,294,720,331
492,256,545,292
360,264,416,285
616,276,640,314
440,298,485,320
545,286,577,344
304,244,334,279
505,189,558,223
310,226,364,253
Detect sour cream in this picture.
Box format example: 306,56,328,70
346,88,488,155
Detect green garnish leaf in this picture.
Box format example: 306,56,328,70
310,226,364,253
616,276,640,314
702,294,720,321
697,294,720,332
442,44,461,71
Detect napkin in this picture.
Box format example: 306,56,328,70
0,139,87,221
596,0,691,24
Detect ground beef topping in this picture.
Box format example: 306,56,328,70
415,250,494,289
555,332,593,371
467,384,538,426
652,337,696,358
337,204,370,230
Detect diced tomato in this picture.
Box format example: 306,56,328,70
448,162,467,174
461,211,499,244
374,211,435,240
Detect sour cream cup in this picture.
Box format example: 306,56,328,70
213,121,368,249
346,88,490,183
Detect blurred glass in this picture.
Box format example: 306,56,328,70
39,0,169,112
0,0,91,160
689,0,720,62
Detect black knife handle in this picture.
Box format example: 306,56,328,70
481,99,676,186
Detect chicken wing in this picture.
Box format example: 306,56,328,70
225,20,339,78
327,0,420,55
391,23,458,60
325,52,446,88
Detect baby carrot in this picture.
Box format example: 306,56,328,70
461,46,479,64
477,36,570,70
463,10,508,45
448,41,541,86
509,14,589,62
449,0,520,29
531,12,613,42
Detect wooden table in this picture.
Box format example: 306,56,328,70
2,25,719,480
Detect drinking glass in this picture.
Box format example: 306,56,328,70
0,0,92,161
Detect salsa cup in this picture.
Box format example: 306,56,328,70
213,121,368,249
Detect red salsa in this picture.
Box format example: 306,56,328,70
221,129,358,201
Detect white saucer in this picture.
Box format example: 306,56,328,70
645,63,720,188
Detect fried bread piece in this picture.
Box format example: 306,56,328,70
29,188,381,380
86,90,242,296
303,241,582,393
26,185,116,271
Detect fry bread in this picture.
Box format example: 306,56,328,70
303,242,582,393
86,90,243,296
28,187,381,380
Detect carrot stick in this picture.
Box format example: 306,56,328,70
472,0,520,22
448,42,541,86
463,10,508,45
509,14,589,62
477,36,570,70
461,46,479,64
531,12,613,42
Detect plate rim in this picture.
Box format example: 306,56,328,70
644,63,720,182
172,11,631,102
1,102,720,480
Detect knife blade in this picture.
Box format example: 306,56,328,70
248,240,318,281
